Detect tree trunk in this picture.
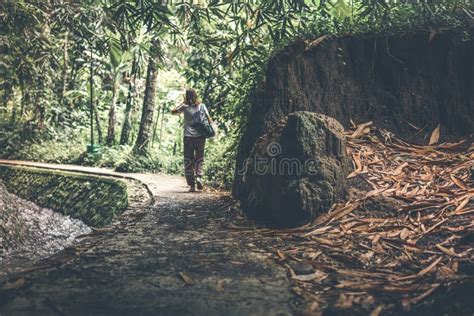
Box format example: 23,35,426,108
151,104,161,147
120,56,138,145
18,77,29,118
106,78,119,146
159,105,166,148
58,32,68,110
9,91,17,125
133,47,159,155
93,100,103,144
33,74,47,129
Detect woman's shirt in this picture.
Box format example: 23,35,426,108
178,103,210,137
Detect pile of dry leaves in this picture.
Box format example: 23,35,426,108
248,123,473,314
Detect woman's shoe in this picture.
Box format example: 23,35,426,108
189,185,196,192
196,177,203,190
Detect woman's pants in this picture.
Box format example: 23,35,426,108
183,136,206,186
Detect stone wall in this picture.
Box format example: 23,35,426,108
0,165,128,227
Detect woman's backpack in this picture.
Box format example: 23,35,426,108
191,104,215,138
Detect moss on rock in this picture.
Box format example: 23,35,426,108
0,165,128,227
239,112,350,227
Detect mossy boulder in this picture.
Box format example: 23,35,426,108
238,111,350,227
0,165,128,227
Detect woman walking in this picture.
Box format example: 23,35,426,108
172,88,213,192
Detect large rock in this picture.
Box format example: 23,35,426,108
238,111,350,227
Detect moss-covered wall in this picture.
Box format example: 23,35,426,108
0,164,128,227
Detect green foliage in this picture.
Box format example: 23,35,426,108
115,152,162,173
204,136,236,190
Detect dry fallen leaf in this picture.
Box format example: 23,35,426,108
403,283,441,308
436,244,459,257
276,249,287,260
335,293,354,308
216,279,227,292
306,35,328,50
303,301,322,316
450,175,468,190
429,124,440,145
399,228,410,240
292,270,328,282
178,272,195,285
350,121,373,139
437,265,456,278
418,256,443,277
2,278,25,290
370,305,383,316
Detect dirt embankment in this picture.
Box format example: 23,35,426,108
234,29,474,199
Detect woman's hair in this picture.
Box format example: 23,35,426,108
184,88,200,106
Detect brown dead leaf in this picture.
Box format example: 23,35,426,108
450,175,468,190
276,249,287,260
216,279,227,292
394,162,409,176
455,196,471,211
350,121,373,139
285,263,296,277
451,261,459,272
335,293,354,308
370,305,383,316
402,283,441,308
392,256,442,282
178,272,195,285
292,270,328,282
436,244,459,257
306,35,328,50
2,278,25,290
303,301,322,316
399,228,410,240
437,265,456,278
418,256,443,277
361,251,375,262
302,251,322,260
327,202,360,224
429,125,440,145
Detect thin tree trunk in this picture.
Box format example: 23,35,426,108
151,104,161,147
106,78,119,146
158,105,165,149
93,100,103,144
133,45,160,155
18,77,28,118
120,56,138,145
9,89,17,125
34,74,47,129
3,83,14,124
20,89,27,118
59,32,68,110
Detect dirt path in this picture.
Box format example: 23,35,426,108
0,160,298,315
